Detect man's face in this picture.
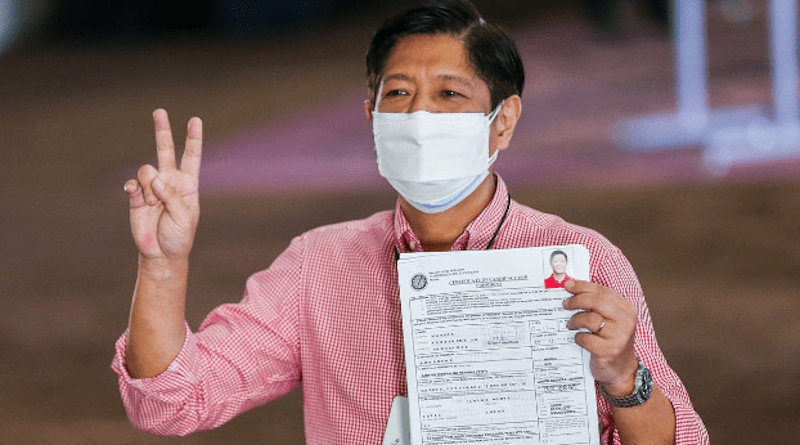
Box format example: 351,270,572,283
551,254,567,274
373,34,493,115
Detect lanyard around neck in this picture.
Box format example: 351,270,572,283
394,194,512,262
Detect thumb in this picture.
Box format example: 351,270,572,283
151,176,169,201
151,176,183,215
150,175,195,228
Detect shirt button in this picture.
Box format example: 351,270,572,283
409,240,417,250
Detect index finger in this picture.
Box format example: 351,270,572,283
153,109,177,171
561,280,614,313
564,279,605,296
179,117,202,177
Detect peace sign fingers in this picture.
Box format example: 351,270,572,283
126,109,203,260
152,109,203,178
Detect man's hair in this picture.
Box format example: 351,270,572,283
365,0,525,109
550,250,568,262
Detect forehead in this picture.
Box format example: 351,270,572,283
382,33,480,83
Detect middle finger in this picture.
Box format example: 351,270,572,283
153,109,177,172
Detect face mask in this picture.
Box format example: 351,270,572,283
372,103,502,214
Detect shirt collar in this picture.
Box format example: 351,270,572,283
393,174,510,253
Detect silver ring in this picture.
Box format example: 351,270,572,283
595,318,606,335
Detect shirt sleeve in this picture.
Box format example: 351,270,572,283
110,235,306,436
593,247,709,445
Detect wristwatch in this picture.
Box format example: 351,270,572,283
600,359,653,408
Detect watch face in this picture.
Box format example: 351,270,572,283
640,366,653,399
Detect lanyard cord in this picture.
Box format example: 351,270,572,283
485,193,511,250
394,194,512,262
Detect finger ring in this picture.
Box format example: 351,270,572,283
595,318,606,335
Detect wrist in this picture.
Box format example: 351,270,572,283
600,359,654,408
600,355,639,397
138,255,188,282
601,373,636,398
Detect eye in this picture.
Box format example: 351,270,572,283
385,89,408,97
441,90,461,98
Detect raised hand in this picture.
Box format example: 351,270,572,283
124,109,202,261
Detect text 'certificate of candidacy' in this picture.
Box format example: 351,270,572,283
397,245,599,445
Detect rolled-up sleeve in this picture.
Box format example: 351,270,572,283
112,323,207,435
111,236,306,436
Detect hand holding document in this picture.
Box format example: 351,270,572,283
396,245,599,445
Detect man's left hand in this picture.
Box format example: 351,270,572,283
562,280,639,396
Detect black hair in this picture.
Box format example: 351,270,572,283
365,0,524,109
550,250,568,262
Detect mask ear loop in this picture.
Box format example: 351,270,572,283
487,148,499,166
487,100,505,124
486,100,505,166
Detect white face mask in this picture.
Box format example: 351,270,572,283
373,103,502,214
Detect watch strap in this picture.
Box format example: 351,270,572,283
600,359,653,408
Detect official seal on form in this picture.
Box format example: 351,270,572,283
410,273,428,291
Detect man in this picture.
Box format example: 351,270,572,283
545,249,573,288
113,1,709,443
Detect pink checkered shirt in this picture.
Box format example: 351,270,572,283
112,175,708,444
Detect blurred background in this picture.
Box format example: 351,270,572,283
1,0,799,443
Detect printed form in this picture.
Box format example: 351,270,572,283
397,245,600,445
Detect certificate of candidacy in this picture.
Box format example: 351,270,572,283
397,245,600,445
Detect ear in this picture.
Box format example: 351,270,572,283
364,100,375,122
490,95,522,152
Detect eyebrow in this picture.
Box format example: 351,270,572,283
382,73,477,89
382,73,413,83
438,74,477,88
